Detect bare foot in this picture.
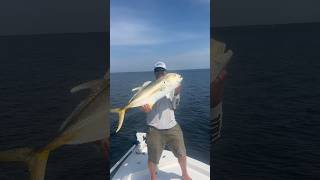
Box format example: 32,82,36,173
182,175,192,180
150,175,157,180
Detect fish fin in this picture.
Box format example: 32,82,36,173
131,81,151,92
129,81,152,102
142,81,152,87
110,108,127,133
60,78,107,132
0,148,50,180
132,87,141,92
70,79,103,93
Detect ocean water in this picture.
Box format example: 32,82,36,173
0,33,108,179
213,24,320,179
2,26,318,180
110,69,210,167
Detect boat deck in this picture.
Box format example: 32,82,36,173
111,133,210,180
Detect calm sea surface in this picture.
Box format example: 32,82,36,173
110,69,210,167
1,25,319,180
0,33,108,179
213,24,320,179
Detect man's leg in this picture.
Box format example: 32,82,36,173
178,155,192,180
148,159,157,180
146,126,164,180
166,124,192,180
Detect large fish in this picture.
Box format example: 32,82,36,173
211,39,233,81
111,73,183,132
211,39,233,143
0,73,109,180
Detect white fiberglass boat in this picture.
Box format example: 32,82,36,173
111,133,210,180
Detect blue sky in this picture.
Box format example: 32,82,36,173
110,0,210,73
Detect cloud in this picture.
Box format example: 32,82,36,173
111,6,162,46
110,6,206,46
168,47,210,70
111,19,204,46
110,3,209,72
111,20,164,46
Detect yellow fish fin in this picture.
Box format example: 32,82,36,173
110,107,127,133
0,148,50,180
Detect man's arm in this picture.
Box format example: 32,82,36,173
140,104,152,113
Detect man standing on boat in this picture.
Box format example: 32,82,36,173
141,61,192,180
211,39,233,143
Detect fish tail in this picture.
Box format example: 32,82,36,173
0,147,50,180
110,107,127,133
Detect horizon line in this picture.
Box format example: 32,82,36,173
0,31,107,38
110,68,209,74
1,21,319,37
212,21,320,28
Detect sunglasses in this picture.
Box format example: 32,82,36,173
154,68,166,72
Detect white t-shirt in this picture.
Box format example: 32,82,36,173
146,90,177,129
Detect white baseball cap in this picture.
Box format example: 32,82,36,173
154,61,167,70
